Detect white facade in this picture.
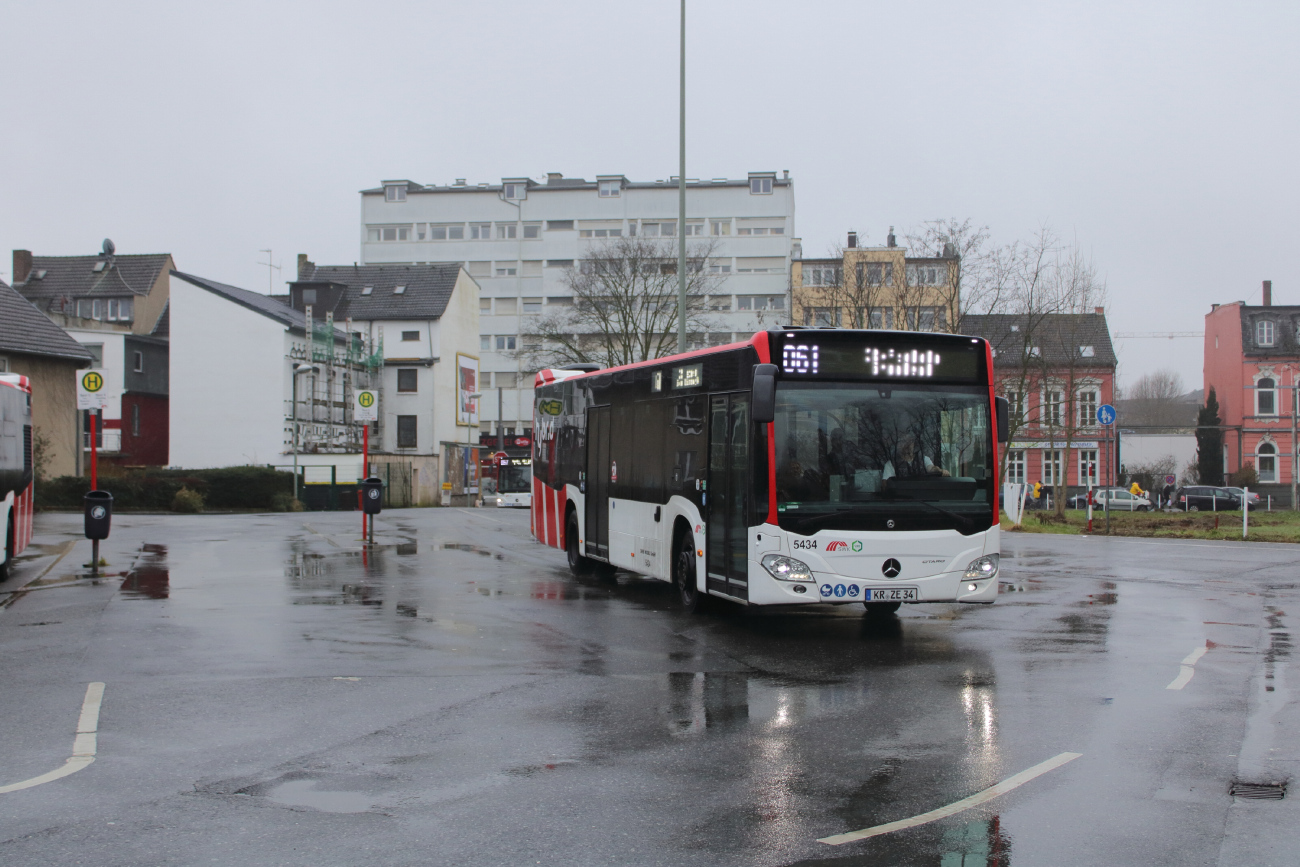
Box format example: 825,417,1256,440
169,274,301,468
360,172,796,433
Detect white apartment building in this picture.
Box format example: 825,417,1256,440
360,171,796,436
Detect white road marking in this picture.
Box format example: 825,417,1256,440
0,682,105,794
818,751,1083,845
1166,644,1208,690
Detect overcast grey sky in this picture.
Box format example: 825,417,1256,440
3,1,1296,391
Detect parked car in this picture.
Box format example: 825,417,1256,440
1069,487,1152,511
1174,485,1249,511
1224,486,1262,510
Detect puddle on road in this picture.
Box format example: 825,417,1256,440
441,542,504,560
265,779,375,813
120,543,170,599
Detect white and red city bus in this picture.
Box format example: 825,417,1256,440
0,374,35,582
531,329,1009,613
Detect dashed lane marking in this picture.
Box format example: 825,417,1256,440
0,682,104,794
1166,644,1208,690
818,752,1083,845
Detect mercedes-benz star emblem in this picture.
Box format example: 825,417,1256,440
881,558,902,578
886,519,896,529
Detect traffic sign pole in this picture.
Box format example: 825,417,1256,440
362,424,368,541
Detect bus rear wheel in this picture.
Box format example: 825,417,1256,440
566,512,594,577
674,530,702,613
0,512,12,583
863,600,902,617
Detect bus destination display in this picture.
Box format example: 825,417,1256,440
779,338,980,382
672,363,703,389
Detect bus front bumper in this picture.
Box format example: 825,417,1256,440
745,563,999,606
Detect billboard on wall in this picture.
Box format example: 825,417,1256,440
456,353,479,427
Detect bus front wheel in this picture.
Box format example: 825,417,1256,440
863,600,902,617
674,530,702,612
566,512,594,577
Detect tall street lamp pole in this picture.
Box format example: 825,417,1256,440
676,0,687,354
292,363,318,502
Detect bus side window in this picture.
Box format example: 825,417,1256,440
634,401,667,503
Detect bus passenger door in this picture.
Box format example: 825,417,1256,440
706,394,750,599
585,406,611,559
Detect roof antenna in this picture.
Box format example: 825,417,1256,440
258,249,281,295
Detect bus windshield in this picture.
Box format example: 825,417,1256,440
498,463,533,494
773,381,995,535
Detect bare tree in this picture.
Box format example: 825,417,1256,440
792,244,895,329
515,235,723,370
1121,369,1193,427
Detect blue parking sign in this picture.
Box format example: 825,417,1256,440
1097,404,1116,425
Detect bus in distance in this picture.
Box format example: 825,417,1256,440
0,374,35,583
530,329,1008,613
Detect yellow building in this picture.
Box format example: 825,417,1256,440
791,229,959,331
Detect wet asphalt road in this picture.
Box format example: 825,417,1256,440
0,509,1297,866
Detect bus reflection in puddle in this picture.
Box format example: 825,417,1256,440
120,543,169,599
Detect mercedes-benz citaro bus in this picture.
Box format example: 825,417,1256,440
0,374,35,583
531,329,1009,615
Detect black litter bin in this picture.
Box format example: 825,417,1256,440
84,490,113,540
360,477,384,515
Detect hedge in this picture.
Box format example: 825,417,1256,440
36,466,295,511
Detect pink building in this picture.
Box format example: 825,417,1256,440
965,311,1117,493
1204,281,1296,494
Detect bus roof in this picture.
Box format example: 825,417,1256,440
0,373,31,393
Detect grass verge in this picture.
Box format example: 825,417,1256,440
1002,508,1300,543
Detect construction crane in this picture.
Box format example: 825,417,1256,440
1113,332,1202,339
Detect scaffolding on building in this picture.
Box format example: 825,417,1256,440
284,306,384,455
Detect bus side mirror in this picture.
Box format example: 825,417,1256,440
995,396,1009,443
752,364,778,423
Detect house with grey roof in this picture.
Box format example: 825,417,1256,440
0,279,94,478
963,310,1119,496
11,244,172,466
290,257,481,505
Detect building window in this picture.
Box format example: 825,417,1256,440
523,223,541,239
579,222,623,238
803,306,841,327
906,265,945,286
84,344,103,366
428,224,465,240
1257,377,1276,415
401,330,419,341
546,220,574,231
861,262,893,286
1077,390,1098,427
804,266,841,287
711,220,731,236
480,298,492,313
397,369,418,392
1045,390,1064,427
736,224,784,236
908,307,946,331
1042,449,1062,486
1079,345,1095,358
495,372,519,389
368,225,411,242
0,357,7,373
131,404,140,438
546,296,571,306
480,335,491,350
738,295,784,312
1258,442,1278,482
393,285,406,295
494,297,517,314
708,261,731,274
470,223,492,240
1006,450,1026,485
1004,390,1026,423
497,223,518,239
396,415,418,448
496,265,517,276
133,350,144,373
1078,449,1099,485
708,295,732,311
598,179,621,197
495,335,517,351
684,222,704,236
750,177,773,194
503,183,526,200
522,297,543,314
361,286,373,295
1257,320,1275,346
107,298,133,322
385,184,406,202
867,307,893,329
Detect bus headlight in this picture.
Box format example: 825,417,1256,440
963,554,1000,580
762,553,814,583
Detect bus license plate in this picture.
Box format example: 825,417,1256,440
868,587,918,602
